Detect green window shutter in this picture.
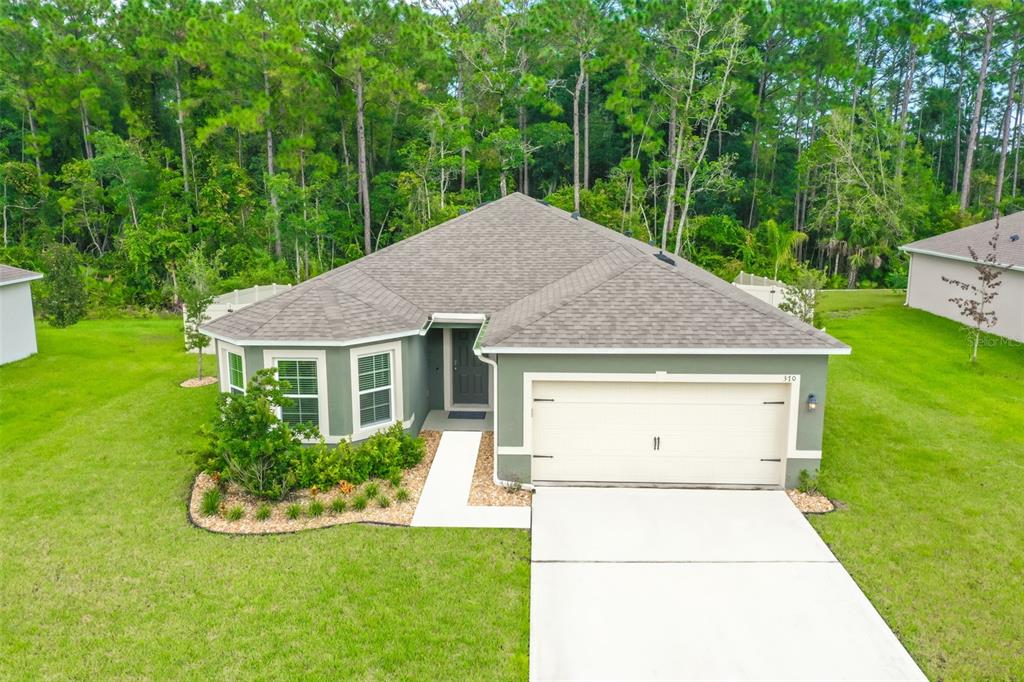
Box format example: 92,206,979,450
228,352,244,390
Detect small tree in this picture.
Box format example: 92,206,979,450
942,224,1005,363
178,248,218,379
40,243,87,328
778,267,826,327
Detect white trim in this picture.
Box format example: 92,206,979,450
431,312,487,323
904,252,914,306
262,348,331,442
219,340,246,394
349,339,405,441
481,346,851,356
520,372,802,488
0,272,44,287
199,328,423,348
899,245,1024,272
442,327,493,410
793,449,822,461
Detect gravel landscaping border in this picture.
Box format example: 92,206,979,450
180,376,218,388
188,430,442,534
786,489,836,514
468,431,532,507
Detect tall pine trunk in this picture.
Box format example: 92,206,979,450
583,73,590,190
355,68,372,255
174,67,190,197
960,11,995,211
572,56,585,213
896,41,917,177
994,33,1020,212
263,70,281,258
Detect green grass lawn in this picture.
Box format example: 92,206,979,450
0,319,530,680
813,290,1024,680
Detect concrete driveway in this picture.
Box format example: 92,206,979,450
530,487,925,681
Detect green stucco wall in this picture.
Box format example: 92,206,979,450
495,353,831,484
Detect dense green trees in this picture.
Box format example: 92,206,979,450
1,0,1021,308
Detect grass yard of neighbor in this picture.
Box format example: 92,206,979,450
814,290,1024,680
0,319,530,680
1,293,1021,679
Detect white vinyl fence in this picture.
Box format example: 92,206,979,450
184,283,292,354
732,271,811,315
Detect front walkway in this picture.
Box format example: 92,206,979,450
411,430,531,529
530,487,925,681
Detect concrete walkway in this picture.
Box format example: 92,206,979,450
411,431,531,529
530,487,925,681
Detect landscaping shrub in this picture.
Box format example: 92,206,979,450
352,494,369,511
195,369,320,500
286,504,302,520
395,488,410,503
364,482,380,499
377,495,391,508
330,497,347,514
226,506,244,521
200,488,221,516
307,500,325,518
388,470,403,487
255,504,272,521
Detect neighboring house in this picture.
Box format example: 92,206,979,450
0,264,44,365
202,194,850,488
732,271,808,313
900,212,1024,342
185,283,293,354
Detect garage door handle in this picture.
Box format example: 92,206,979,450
532,455,554,459
760,458,781,462
533,398,555,402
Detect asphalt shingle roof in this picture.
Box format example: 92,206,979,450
202,193,847,352
901,211,1024,269
0,264,43,287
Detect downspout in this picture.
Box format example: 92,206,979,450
472,320,526,489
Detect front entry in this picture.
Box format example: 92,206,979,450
451,328,489,405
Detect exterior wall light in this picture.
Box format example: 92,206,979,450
807,394,818,412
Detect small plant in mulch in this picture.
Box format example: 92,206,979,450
225,506,244,521
200,488,222,516
395,488,410,503
363,482,380,499
255,504,272,521
337,481,354,495
352,494,369,511
797,469,822,495
377,495,391,509
308,500,325,518
387,470,402,488
286,504,302,520
330,497,347,514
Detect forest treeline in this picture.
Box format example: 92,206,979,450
2,0,1022,309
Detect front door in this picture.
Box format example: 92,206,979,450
451,328,489,405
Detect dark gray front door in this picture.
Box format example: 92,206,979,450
451,328,489,405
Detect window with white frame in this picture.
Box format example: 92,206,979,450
357,351,393,427
226,351,245,394
277,359,320,428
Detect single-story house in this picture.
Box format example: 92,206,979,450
900,211,1024,342
0,264,44,365
202,193,850,488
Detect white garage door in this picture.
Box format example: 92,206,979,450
530,379,790,486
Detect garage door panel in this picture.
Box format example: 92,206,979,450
530,379,789,486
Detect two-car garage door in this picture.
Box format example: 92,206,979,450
530,379,791,486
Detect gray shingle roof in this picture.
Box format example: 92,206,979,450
901,211,1024,269
0,264,43,287
202,193,847,352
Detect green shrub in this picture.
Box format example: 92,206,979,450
377,495,391,508
225,506,244,521
307,500,325,518
330,497,347,514
255,504,272,521
286,504,302,520
200,488,221,516
797,469,821,494
352,494,369,511
395,488,410,503
388,470,403,487
40,243,87,328
363,482,380,499
195,369,320,500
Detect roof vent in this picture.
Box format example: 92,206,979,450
571,211,580,220
1011,234,1020,242
654,251,676,266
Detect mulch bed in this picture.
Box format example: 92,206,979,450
189,430,442,534
468,431,532,507
180,376,218,388
786,489,836,514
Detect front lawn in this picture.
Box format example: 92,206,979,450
814,290,1024,680
0,319,530,680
